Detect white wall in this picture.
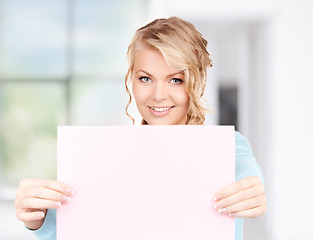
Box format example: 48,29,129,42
268,1,313,239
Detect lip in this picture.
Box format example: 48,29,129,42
149,106,174,108
148,106,174,117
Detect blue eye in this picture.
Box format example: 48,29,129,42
171,78,183,84
139,77,151,83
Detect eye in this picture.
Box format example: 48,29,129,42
170,78,183,84
139,76,151,83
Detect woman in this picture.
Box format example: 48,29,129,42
15,16,266,240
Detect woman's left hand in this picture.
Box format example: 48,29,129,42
213,176,267,218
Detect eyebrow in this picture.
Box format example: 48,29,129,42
136,70,184,78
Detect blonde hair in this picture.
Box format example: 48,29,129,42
125,16,213,125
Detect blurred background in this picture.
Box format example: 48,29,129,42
0,0,312,239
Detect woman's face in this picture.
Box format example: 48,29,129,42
131,45,189,125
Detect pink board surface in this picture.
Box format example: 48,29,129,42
57,125,235,239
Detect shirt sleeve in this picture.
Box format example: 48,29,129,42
235,131,265,185
27,209,56,240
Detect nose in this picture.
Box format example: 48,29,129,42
152,82,167,101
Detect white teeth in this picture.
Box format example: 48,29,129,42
151,107,171,112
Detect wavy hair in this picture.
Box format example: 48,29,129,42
125,16,213,125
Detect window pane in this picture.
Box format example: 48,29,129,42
0,0,68,79
70,77,130,125
73,0,145,76
0,83,66,185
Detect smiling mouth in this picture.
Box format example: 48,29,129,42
148,106,175,117
148,106,175,112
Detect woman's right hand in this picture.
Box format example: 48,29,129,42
15,178,74,230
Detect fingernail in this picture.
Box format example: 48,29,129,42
54,201,61,207
37,212,45,219
229,212,237,217
62,196,71,202
218,208,226,214
213,202,223,209
214,195,222,201
66,188,75,195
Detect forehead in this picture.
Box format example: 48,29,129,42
133,45,182,75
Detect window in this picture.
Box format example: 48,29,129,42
0,0,145,192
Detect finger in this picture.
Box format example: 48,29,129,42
16,209,46,222
21,197,62,210
214,184,264,209
22,187,71,203
217,195,267,215
19,179,74,196
16,190,69,209
214,176,261,200
231,205,267,218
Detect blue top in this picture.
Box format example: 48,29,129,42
29,131,264,240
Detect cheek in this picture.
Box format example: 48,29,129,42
174,88,189,107
132,82,148,104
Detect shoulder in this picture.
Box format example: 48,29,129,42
235,131,253,155
235,131,249,144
